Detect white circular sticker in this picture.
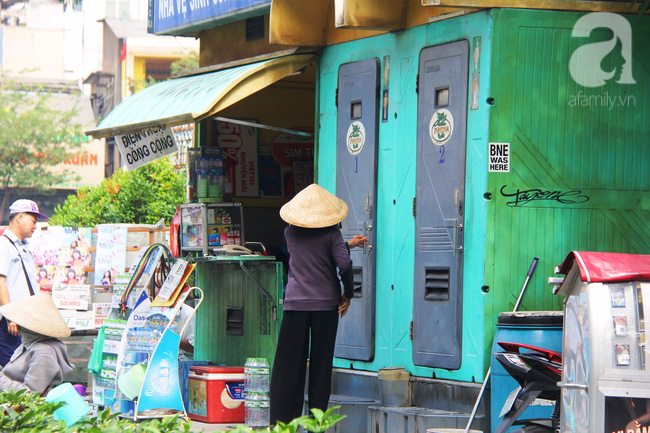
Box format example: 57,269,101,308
346,121,366,156
429,108,454,146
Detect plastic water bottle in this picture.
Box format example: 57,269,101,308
245,392,270,428
258,392,270,427
245,358,270,428
245,392,259,427
245,357,258,393
258,358,269,392
246,358,270,392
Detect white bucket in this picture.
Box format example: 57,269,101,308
377,367,410,407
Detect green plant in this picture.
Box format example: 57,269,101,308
49,158,185,226
128,76,159,94
228,406,345,433
0,388,67,431
73,409,191,433
171,51,199,77
0,389,192,432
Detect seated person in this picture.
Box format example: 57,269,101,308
176,303,195,361
0,292,73,394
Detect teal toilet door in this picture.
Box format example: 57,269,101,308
413,41,468,369
334,58,379,362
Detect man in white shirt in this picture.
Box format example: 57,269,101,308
0,200,48,366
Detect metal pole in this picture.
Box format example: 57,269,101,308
463,257,539,433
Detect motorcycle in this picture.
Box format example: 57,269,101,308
493,341,562,433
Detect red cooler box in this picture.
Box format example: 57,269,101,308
188,366,245,423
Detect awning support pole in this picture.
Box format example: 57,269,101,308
213,116,314,138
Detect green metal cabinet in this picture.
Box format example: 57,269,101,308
193,257,283,368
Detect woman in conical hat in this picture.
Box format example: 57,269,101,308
0,292,73,394
270,184,367,424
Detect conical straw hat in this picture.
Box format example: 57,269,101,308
280,184,348,228
0,292,71,338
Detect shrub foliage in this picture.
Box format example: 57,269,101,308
0,388,191,432
50,158,185,226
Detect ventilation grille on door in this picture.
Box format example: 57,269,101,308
424,267,450,301
226,306,244,336
353,267,363,298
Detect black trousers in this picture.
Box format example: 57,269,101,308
0,317,20,367
269,310,339,425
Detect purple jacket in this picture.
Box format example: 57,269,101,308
283,225,354,311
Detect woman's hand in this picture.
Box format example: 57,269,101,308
338,296,351,318
348,235,368,249
7,321,18,336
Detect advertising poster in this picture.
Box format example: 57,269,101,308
59,310,76,328
94,226,128,291
32,226,64,266
94,303,112,327
75,310,95,330
36,265,56,292
270,128,314,198
52,284,91,310
137,329,184,413
215,120,258,197
292,161,314,194
181,205,204,248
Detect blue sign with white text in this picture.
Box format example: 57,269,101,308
150,0,270,35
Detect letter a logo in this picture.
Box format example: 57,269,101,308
569,12,635,88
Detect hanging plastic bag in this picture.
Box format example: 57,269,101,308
87,326,106,375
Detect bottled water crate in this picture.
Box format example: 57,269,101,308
245,357,270,428
188,366,245,423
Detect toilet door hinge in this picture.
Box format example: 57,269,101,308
412,197,416,217
410,321,414,340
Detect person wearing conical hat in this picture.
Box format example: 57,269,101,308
270,184,367,425
0,292,73,394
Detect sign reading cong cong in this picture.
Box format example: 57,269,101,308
151,0,271,35
115,127,178,171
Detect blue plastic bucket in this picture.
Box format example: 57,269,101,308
178,360,212,412
45,382,91,426
490,311,563,433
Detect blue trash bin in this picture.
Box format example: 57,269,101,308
179,360,212,413
490,311,563,433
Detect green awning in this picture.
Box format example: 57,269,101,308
85,54,315,139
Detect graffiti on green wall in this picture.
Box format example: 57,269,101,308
499,185,590,207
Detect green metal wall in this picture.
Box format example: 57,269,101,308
485,9,650,359
317,11,492,382
317,8,650,383
194,259,284,368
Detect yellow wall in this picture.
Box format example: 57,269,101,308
132,56,187,81
134,57,147,81
199,15,290,67
267,0,480,48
